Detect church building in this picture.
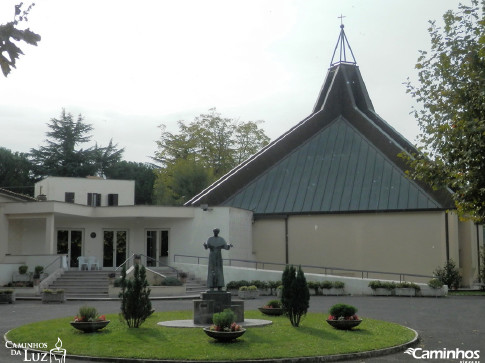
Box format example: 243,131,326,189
185,24,483,286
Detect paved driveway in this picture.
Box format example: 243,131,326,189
1,295,483,362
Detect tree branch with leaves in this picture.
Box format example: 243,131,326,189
0,2,41,77
403,0,485,222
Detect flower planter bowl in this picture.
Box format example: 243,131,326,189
203,328,246,342
70,320,110,333
258,307,284,316
326,319,362,330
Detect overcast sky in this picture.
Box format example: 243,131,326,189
0,0,464,164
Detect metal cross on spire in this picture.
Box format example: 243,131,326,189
330,15,357,66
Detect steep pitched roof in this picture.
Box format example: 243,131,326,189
185,63,453,214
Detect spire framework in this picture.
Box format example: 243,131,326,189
330,23,357,66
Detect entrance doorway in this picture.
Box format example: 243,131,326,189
103,230,127,268
57,229,83,268
146,230,168,266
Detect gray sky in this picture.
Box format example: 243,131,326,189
0,0,463,163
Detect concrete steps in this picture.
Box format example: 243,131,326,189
48,270,109,299
47,268,207,299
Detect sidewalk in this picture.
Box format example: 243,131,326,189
1,295,483,362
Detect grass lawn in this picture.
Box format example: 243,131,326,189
6,310,415,361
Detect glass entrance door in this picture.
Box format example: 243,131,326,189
103,230,127,268
146,230,168,266
57,229,83,268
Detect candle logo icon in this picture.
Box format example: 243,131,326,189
49,337,66,363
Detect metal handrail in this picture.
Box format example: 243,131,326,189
115,253,180,278
43,255,63,272
173,254,433,282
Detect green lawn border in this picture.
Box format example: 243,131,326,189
4,312,419,362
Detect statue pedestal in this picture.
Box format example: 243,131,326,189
193,291,244,324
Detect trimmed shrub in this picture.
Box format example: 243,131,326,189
281,265,310,327
212,308,235,330
333,281,345,289
368,281,395,290
320,281,333,289
428,278,444,289
18,265,28,274
329,303,357,318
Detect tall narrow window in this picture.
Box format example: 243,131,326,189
87,193,101,206
65,192,75,203
108,193,118,206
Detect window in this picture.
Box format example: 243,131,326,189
108,193,118,206
87,193,101,206
65,192,75,203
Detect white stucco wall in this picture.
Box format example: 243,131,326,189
253,211,448,281
35,177,135,206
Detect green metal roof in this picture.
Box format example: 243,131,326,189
222,116,441,214
185,63,453,214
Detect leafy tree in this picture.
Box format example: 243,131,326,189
0,3,41,77
0,147,35,195
104,161,156,204
403,1,485,222
153,159,210,205
281,265,310,327
30,109,124,178
153,108,270,205
119,264,153,328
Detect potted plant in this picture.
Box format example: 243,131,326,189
368,280,395,296
71,305,110,332
326,303,362,330
307,281,320,295
395,282,421,297
0,289,15,304
421,278,446,297
238,285,259,299
203,309,245,342
268,281,281,296
41,289,65,303
276,285,283,298
18,265,28,275
33,266,44,285
258,299,284,316
178,272,188,284
321,281,345,295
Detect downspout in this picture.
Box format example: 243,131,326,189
285,215,289,265
476,224,481,283
445,212,450,262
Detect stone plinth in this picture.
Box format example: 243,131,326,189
193,290,244,324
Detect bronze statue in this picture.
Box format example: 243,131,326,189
203,228,233,290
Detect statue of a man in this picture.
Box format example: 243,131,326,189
203,228,233,291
